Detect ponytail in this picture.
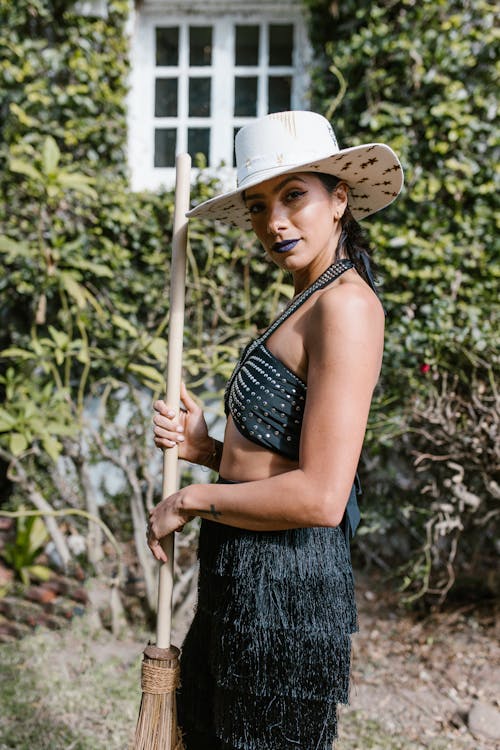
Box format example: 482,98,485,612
315,173,380,295
338,208,379,294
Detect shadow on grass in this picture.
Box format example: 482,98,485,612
0,648,94,750
0,620,140,750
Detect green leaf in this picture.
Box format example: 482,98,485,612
42,435,63,462
46,183,60,199
25,564,53,582
0,408,16,432
0,235,31,260
42,136,60,176
128,363,164,385
70,257,114,278
54,348,65,366
48,326,69,349
58,171,98,200
60,272,87,308
273,283,295,299
19,567,30,586
9,158,43,183
147,337,167,362
0,347,35,360
76,346,90,364
9,102,39,127
27,517,49,556
9,432,28,456
112,315,138,336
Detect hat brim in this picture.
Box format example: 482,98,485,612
186,143,403,229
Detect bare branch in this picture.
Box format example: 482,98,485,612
0,447,72,570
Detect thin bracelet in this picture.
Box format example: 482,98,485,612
206,438,222,470
200,438,217,471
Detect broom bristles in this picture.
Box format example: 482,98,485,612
134,645,185,750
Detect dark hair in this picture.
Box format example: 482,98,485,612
316,173,379,292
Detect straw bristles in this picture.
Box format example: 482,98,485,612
134,645,185,750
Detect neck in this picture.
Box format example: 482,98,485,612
292,227,345,295
293,255,347,295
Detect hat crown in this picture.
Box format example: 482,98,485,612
235,111,340,188
186,109,403,228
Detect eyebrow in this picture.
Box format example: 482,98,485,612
243,175,308,202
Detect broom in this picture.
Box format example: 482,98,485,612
134,152,191,750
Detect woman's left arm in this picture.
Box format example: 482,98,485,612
148,283,384,562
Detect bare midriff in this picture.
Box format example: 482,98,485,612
218,415,298,482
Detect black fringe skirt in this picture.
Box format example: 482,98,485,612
177,479,358,750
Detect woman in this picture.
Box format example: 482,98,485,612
148,111,403,750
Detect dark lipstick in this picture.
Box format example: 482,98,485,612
272,239,300,254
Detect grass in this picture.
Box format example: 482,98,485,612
0,616,140,750
0,615,480,750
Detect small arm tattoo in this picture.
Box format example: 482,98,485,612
209,504,222,520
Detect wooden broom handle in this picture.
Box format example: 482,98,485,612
156,152,191,649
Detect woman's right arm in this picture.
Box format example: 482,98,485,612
153,382,223,471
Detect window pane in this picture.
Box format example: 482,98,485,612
189,78,211,117
235,25,259,65
269,24,294,66
268,76,292,113
156,27,179,66
154,128,177,167
190,26,212,66
234,77,258,116
155,78,177,117
188,128,210,163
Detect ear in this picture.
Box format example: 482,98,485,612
332,182,349,219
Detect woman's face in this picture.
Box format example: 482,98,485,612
243,172,348,273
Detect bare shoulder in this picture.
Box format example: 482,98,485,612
307,272,385,341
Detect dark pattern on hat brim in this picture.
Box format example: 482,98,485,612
186,143,403,228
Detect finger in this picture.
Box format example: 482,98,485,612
149,539,168,563
153,399,169,415
154,439,174,451
153,401,179,425
153,426,184,443
147,519,168,562
152,416,171,432
153,412,174,429
153,413,184,436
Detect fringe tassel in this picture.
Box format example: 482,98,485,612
215,688,340,750
198,522,357,635
178,520,357,749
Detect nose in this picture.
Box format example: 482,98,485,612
267,201,289,235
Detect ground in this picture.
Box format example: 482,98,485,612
341,575,499,750
0,569,498,750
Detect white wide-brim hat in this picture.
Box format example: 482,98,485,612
186,110,404,229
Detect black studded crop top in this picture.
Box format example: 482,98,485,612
224,258,354,460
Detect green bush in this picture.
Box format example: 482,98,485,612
0,0,287,607
0,0,497,608
306,0,499,602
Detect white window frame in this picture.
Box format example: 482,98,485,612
127,2,310,191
